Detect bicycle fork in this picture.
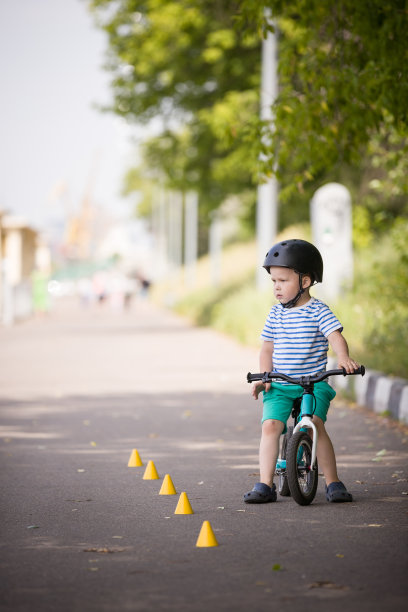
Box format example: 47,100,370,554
275,418,317,473
293,417,317,469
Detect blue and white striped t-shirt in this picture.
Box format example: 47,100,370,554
261,298,342,381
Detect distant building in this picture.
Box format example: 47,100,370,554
0,215,49,325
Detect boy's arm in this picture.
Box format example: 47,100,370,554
252,341,274,400
327,330,359,374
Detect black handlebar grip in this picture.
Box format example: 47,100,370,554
343,365,365,376
350,365,365,376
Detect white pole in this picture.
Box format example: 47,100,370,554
174,191,183,269
168,191,183,271
209,214,222,287
155,187,168,280
256,12,278,290
184,191,198,288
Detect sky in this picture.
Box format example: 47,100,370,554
0,0,141,233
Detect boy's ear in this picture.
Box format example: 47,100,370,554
302,274,312,289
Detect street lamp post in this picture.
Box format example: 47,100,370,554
256,11,278,290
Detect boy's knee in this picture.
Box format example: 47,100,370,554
262,419,284,437
312,415,327,433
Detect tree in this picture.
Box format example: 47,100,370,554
238,0,408,214
87,0,261,221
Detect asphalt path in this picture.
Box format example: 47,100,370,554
0,297,407,612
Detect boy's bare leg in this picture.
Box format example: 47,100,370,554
312,416,339,486
259,419,284,487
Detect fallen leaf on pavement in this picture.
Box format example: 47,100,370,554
309,581,348,590
83,548,125,554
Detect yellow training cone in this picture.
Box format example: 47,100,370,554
174,492,194,515
142,460,159,480
196,521,218,547
159,474,177,495
128,449,143,467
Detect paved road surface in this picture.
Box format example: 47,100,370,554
0,298,407,612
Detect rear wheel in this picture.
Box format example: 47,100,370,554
278,426,292,497
286,431,318,505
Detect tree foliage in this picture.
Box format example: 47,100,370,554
238,0,408,213
88,0,408,234
87,0,261,218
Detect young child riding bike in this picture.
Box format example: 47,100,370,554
244,238,359,504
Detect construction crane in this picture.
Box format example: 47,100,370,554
64,153,100,260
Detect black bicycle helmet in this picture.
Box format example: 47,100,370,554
263,239,323,283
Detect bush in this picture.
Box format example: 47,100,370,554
334,218,408,378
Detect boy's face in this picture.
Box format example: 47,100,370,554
268,266,311,306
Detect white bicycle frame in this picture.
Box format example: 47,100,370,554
293,416,318,469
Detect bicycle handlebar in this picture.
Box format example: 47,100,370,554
247,366,365,386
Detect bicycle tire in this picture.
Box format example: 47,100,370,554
286,431,318,505
278,426,293,496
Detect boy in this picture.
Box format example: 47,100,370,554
244,238,359,504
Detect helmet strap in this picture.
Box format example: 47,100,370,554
280,273,305,309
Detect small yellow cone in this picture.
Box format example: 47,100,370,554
159,474,177,495
128,449,143,467
196,521,218,547
174,492,194,515
142,460,159,480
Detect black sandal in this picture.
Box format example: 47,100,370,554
326,481,353,503
244,482,277,504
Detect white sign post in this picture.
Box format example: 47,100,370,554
310,182,353,302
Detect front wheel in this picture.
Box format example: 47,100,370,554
286,431,318,506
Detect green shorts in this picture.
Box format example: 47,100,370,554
262,381,336,432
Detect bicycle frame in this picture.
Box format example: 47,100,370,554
293,393,318,468
275,396,317,473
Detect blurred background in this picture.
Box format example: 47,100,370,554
0,0,407,378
